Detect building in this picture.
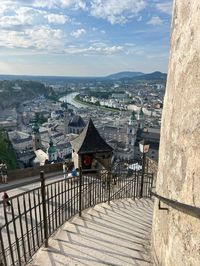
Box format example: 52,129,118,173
135,128,160,162
67,115,85,134
70,118,113,170
99,111,142,161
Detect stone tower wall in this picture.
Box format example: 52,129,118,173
152,1,200,265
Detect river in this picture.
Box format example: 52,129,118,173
59,92,87,108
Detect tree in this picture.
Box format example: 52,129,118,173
0,129,18,169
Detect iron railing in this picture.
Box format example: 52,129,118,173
151,191,200,219
0,168,153,266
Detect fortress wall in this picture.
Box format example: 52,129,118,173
152,1,200,265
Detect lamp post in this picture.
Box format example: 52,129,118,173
139,140,150,197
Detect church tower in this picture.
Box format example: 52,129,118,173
127,111,137,147
32,121,42,151
47,138,57,162
137,108,144,129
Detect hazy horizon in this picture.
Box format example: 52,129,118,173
0,70,167,79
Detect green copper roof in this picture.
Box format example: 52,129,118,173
139,108,144,115
47,146,57,154
32,122,39,134
47,138,56,154
131,111,136,120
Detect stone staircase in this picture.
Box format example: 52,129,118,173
29,198,153,266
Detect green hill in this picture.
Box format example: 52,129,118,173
0,128,18,170
0,80,53,110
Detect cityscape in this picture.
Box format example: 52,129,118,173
0,71,165,169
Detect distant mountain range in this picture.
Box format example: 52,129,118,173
105,71,144,80
105,71,167,81
0,71,167,83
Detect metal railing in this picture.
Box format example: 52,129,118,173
151,191,200,219
0,168,153,266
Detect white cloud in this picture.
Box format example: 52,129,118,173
147,16,163,26
0,7,45,28
0,26,65,51
71,28,86,38
26,26,64,50
90,0,147,24
46,14,67,24
34,0,87,10
156,2,172,15
0,5,69,29
33,0,56,9
64,45,124,55
0,2,14,15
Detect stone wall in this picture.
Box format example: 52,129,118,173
152,1,200,265
7,162,63,181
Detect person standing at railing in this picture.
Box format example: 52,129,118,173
0,163,2,183
1,163,8,184
63,161,69,179
2,191,11,212
71,168,78,178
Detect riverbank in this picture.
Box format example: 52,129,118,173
74,95,120,112
60,92,122,112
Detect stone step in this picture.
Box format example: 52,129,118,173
29,198,153,266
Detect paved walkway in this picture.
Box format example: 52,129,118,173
29,198,153,266
0,171,63,192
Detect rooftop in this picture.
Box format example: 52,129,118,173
68,115,86,128
71,118,113,154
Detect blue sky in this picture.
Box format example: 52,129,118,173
0,0,173,76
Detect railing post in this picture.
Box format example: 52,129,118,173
40,171,48,247
133,169,136,199
140,153,145,198
79,167,82,217
0,228,5,266
108,170,111,205
89,182,92,206
150,173,154,198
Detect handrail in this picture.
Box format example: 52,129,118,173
151,191,200,219
110,177,136,200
